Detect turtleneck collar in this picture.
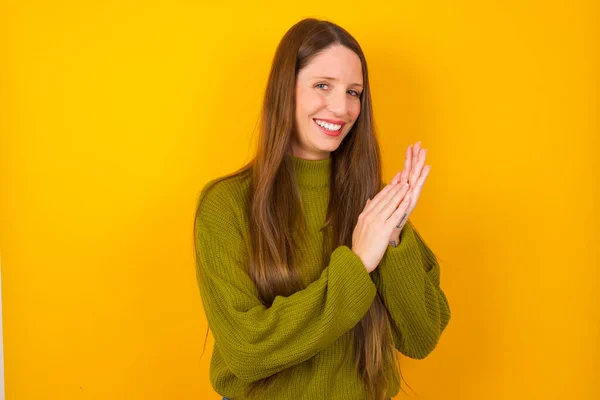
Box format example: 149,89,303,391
290,154,331,188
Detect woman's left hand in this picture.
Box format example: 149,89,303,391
388,141,431,247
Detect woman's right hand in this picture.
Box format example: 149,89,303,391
351,181,412,273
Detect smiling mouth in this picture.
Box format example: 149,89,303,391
313,118,345,132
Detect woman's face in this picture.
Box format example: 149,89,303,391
293,44,363,160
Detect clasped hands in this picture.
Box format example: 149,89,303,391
351,141,430,272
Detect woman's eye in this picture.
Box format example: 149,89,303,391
348,90,360,97
316,83,329,90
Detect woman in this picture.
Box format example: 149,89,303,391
194,18,451,400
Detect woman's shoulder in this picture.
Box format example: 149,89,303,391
200,169,251,206
195,168,252,237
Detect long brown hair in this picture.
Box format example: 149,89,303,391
195,18,407,399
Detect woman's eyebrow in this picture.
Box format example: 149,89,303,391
313,76,364,87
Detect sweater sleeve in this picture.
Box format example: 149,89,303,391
194,182,377,383
370,219,451,359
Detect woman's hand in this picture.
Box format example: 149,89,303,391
388,141,431,246
352,181,412,272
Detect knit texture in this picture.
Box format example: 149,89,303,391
194,154,451,399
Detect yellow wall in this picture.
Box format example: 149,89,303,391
1,1,597,399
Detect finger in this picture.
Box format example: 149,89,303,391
412,141,421,170
391,171,402,184
399,169,409,185
403,145,412,183
400,169,409,185
378,182,410,218
415,164,430,188
386,192,412,231
408,142,420,185
372,184,409,219
409,165,430,205
363,182,397,214
409,148,427,187
372,182,407,216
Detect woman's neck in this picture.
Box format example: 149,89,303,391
289,154,331,188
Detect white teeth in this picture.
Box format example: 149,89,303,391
315,119,342,131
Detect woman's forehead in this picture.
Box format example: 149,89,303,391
299,46,363,83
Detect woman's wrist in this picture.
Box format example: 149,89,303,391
388,222,407,247
388,238,401,247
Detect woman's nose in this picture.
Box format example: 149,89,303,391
326,90,349,116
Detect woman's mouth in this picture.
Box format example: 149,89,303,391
313,118,345,137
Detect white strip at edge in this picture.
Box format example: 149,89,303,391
0,253,5,400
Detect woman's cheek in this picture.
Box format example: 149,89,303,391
351,105,360,121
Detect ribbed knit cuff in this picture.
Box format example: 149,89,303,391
386,223,441,285
374,224,448,358
329,245,377,321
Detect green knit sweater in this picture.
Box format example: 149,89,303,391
194,154,451,399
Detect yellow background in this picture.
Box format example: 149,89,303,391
1,1,598,399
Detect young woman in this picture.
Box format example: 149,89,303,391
194,18,451,400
